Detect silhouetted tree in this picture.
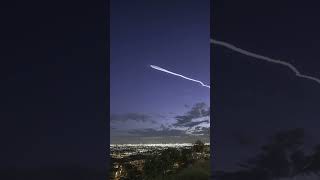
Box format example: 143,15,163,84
122,163,142,180
302,144,320,176
180,148,194,167
143,156,161,179
143,148,181,179
193,140,205,153
214,128,320,180
239,128,306,179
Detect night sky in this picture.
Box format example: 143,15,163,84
110,0,210,144
0,0,108,178
212,0,320,172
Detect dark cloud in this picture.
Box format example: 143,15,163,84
152,113,168,119
184,120,210,128
110,113,157,124
191,127,210,136
160,124,167,130
111,103,211,143
128,128,185,137
173,102,210,128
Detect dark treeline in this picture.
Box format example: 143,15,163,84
213,128,320,180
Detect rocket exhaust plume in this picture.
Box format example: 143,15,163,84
150,65,210,88
211,39,320,85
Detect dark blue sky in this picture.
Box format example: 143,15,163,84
110,0,210,144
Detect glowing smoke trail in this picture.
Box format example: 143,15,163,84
211,39,320,85
150,65,210,88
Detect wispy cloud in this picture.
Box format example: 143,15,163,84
111,102,210,142
190,127,210,136
173,102,210,128
129,128,185,137
111,113,157,124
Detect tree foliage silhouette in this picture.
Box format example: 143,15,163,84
143,148,181,179
193,140,205,153
213,128,320,180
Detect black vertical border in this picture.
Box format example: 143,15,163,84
106,0,111,177
0,0,110,178
210,0,215,176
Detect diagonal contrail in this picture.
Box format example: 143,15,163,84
150,65,210,88
211,39,320,85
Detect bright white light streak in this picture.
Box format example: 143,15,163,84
211,39,320,85
150,65,210,88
